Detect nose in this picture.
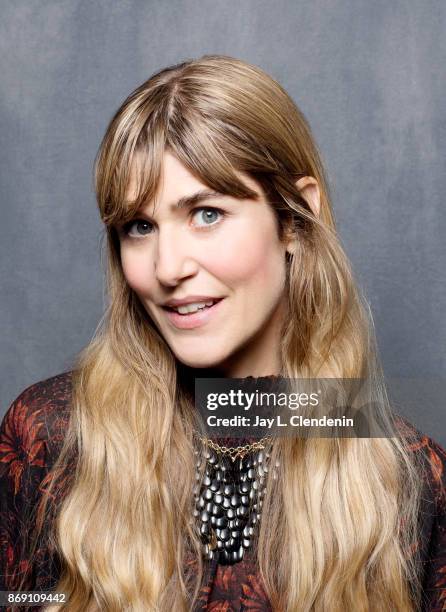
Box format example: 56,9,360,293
154,225,198,286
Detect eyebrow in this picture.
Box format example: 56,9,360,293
174,189,224,209
125,189,224,215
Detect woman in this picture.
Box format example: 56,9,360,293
1,55,445,611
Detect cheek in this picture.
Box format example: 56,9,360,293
120,250,154,295
204,224,285,290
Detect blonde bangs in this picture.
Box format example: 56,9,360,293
95,114,166,226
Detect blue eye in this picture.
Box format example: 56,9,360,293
192,207,223,227
121,206,224,239
123,219,153,238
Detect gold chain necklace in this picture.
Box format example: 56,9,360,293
197,434,273,462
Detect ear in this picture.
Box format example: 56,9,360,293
285,175,321,257
295,176,321,218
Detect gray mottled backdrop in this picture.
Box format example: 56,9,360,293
1,1,445,445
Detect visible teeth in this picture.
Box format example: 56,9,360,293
174,300,215,314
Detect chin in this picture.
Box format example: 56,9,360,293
172,351,217,369
172,346,234,371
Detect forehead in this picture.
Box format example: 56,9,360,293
125,150,264,214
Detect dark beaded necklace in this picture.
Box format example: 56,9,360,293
193,437,277,565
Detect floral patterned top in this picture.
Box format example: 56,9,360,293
0,371,445,611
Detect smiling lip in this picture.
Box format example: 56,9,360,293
162,295,222,308
162,298,225,329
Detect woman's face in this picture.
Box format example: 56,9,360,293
118,151,293,377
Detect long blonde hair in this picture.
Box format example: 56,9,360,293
34,55,423,610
